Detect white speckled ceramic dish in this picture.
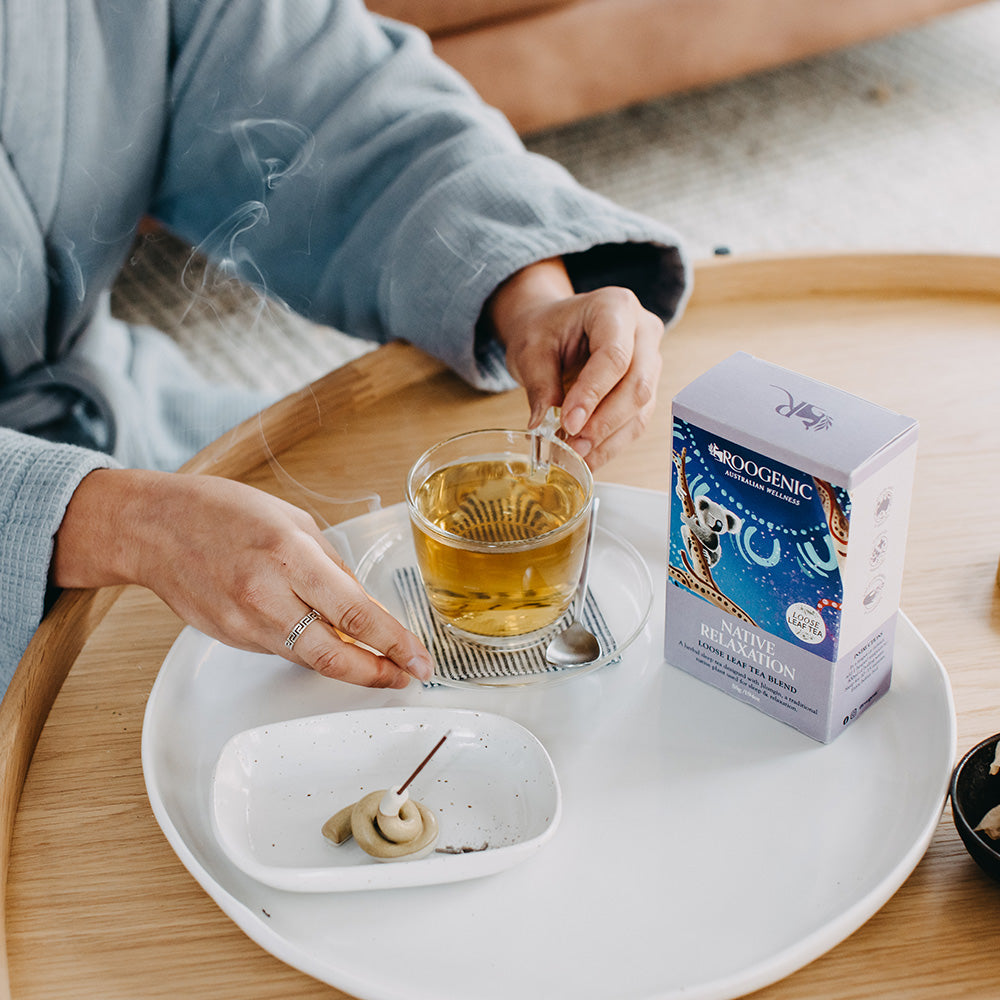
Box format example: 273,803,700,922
210,706,561,892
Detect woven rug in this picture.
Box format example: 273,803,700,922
112,0,1000,396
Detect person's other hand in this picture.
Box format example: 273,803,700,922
51,469,434,689
486,257,664,469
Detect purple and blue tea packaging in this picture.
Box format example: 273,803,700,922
664,352,918,742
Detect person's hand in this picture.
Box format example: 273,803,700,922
486,257,664,469
51,469,434,689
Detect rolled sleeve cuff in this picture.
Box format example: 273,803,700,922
0,430,118,691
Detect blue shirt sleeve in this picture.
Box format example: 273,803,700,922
154,0,689,390
0,429,117,687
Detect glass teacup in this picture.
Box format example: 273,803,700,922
406,427,594,649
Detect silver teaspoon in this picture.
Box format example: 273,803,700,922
545,497,601,667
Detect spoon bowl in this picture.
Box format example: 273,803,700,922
545,498,601,667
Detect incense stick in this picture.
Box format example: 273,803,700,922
398,731,450,793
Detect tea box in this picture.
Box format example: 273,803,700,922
664,352,918,742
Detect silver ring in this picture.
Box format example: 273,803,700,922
285,609,322,650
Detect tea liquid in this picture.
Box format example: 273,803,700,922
411,457,589,638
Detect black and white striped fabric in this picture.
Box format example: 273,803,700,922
393,566,618,684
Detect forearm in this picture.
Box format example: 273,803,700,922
50,468,161,590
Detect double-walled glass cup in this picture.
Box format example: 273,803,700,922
406,428,594,649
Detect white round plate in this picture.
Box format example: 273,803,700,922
142,484,956,1000
210,706,561,892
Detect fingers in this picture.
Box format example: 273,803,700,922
559,288,641,433
560,290,664,467
283,608,430,689
572,388,658,469
282,533,435,687
503,336,566,429
285,587,435,688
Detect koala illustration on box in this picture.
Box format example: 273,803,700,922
681,493,741,568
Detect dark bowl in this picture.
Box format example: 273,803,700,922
950,731,1000,883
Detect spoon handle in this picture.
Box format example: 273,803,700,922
575,496,600,620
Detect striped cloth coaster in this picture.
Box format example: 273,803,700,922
393,566,618,684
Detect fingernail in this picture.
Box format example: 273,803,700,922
563,407,587,436
408,654,434,682
573,437,592,459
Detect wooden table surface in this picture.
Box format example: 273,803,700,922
6,254,1000,999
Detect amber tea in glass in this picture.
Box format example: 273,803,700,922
406,429,593,647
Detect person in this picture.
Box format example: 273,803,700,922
0,0,690,694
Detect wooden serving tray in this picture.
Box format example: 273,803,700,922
4,253,999,1000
